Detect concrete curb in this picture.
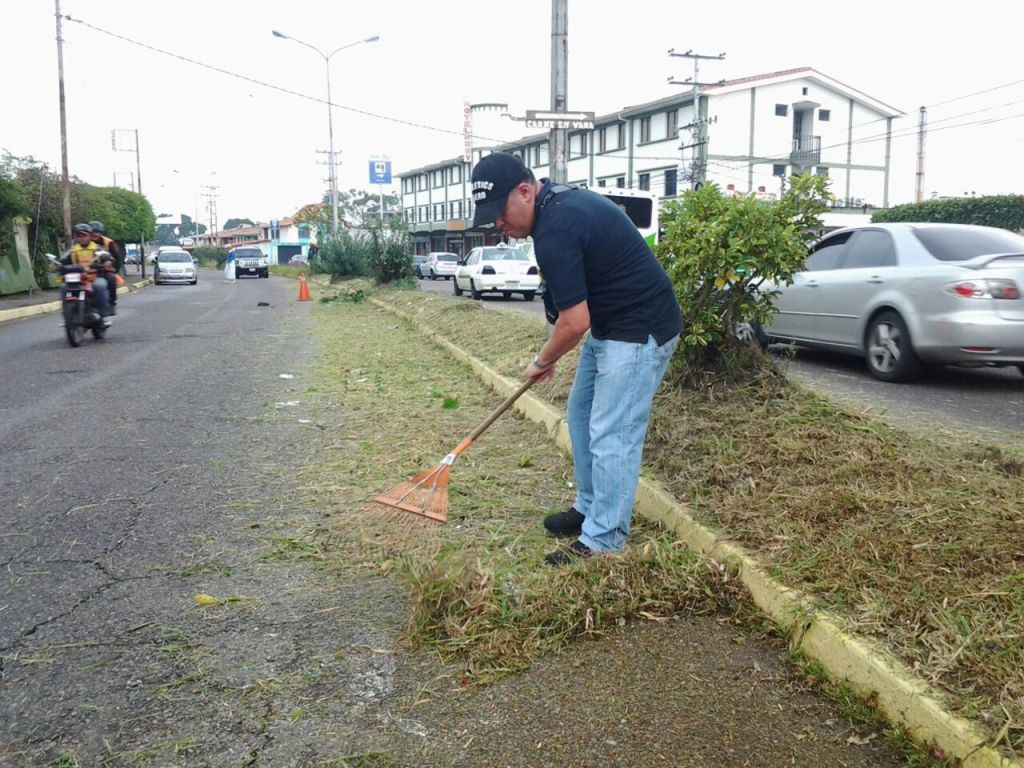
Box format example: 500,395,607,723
372,296,1018,768
0,278,153,326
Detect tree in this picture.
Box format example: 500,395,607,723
657,174,831,377
326,188,402,229
223,217,255,230
179,214,206,238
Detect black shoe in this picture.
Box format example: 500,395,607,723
543,506,584,537
545,539,593,566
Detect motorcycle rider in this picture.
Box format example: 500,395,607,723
57,223,111,326
89,220,124,315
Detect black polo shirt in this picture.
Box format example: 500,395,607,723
533,181,682,345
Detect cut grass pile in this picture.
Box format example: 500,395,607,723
364,286,1024,756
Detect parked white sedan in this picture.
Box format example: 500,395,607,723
759,223,1024,382
453,244,540,301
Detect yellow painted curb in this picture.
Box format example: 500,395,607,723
372,295,1019,768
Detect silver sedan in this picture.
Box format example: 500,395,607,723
760,223,1024,382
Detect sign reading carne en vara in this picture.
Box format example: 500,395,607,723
524,110,595,130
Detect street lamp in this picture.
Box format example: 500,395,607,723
272,30,379,236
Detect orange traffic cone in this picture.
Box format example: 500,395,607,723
298,273,311,301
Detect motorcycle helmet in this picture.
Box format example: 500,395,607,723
88,220,105,234
73,223,92,234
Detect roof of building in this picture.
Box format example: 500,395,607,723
398,67,901,178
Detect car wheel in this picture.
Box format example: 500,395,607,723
502,291,512,299
417,268,423,280
429,269,436,281
732,320,759,344
522,291,535,302
190,279,197,285
470,280,482,300
865,311,920,382
453,278,463,297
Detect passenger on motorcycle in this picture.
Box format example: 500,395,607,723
89,220,124,314
57,223,112,326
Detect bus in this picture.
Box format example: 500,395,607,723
593,186,660,247
511,185,660,259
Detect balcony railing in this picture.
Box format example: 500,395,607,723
791,135,821,169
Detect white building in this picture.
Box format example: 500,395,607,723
399,67,901,254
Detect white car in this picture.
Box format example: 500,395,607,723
453,243,540,301
153,249,197,285
421,252,459,280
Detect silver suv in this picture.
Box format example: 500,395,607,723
230,246,269,278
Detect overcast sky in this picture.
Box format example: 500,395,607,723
5,0,1023,226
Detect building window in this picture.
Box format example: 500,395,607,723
432,170,444,188
417,175,427,191
639,116,651,143
667,110,678,139
616,176,625,188
639,173,650,191
568,132,589,159
802,87,808,96
664,169,678,197
449,200,463,219
772,164,787,177
617,125,625,149
418,206,428,223
819,109,831,121
598,178,607,187
775,104,788,117
598,127,607,153
816,167,829,177
449,165,462,183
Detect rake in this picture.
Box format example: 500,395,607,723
371,377,537,524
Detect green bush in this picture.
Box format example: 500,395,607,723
657,174,831,377
872,195,1024,231
192,246,227,269
318,231,369,278
366,218,414,284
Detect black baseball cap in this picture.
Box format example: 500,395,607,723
471,152,530,227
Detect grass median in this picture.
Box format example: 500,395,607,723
364,284,1024,757
302,280,1022,758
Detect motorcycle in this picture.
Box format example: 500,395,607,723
47,253,110,347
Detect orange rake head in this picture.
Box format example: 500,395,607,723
371,454,455,524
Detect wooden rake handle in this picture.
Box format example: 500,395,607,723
450,377,538,459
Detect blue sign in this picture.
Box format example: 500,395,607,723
369,159,392,185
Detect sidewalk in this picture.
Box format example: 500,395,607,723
0,271,153,324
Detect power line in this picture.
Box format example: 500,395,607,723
62,15,503,146
62,14,1024,194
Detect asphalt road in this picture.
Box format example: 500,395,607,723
0,273,415,765
415,276,1024,441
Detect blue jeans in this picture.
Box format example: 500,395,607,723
568,333,679,553
61,276,110,317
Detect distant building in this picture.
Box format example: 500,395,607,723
398,67,901,253
193,212,318,264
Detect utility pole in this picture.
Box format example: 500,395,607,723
201,185,219,244
549,0,568,183
668,49,726,189
54,0,72,246
915,106,927,203
113,128,145,275
316,149,342,225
